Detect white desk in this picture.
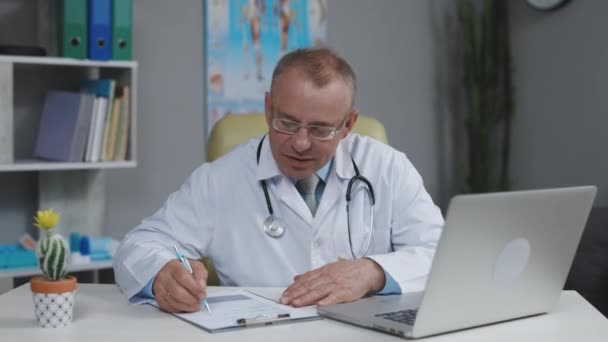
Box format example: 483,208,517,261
1,284,607,341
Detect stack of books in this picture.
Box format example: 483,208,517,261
34,79,130,163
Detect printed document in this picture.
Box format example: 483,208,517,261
148,289,320,332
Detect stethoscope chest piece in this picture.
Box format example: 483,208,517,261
263,215,286,238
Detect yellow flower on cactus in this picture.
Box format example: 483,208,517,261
33,209,60,231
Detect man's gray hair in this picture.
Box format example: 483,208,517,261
270,47,357,106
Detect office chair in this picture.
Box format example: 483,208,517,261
202,113,389,285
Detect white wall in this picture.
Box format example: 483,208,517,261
510,1,608,205
104,0,206,238
328,0,440,201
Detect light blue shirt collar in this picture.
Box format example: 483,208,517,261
289,158,333,184
315,158,333,183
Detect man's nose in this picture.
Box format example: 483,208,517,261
292,127,312,153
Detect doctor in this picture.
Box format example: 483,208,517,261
114,48,444,313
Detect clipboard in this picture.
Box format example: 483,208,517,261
148,289,321,333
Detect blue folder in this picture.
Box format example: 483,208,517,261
0,244,38,269
83,79,115,98
34,91,85,162
88,0,112,60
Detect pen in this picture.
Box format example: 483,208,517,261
173,245,211,313
236,313,291,327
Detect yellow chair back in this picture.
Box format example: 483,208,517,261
206,113,388,162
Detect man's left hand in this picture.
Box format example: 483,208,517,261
280,258,386,307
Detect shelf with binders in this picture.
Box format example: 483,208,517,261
0,56,138,171
0,55,136,68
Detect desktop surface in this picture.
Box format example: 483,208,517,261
0,284,607,341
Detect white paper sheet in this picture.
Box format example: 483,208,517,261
148,289,320,332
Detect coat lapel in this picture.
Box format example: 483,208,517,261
314,139,357,225
277,176,312,224
256,136,312,224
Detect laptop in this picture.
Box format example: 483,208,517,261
318,186,597,339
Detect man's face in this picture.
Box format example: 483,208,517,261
265,69,357,180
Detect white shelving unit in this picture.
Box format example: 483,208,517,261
0,55,137,68
0,54,138,169
0,55,137,256
0,160,136,172
0,259,115,293
0,260,113,279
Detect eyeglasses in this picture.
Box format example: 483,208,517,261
271,117,342,141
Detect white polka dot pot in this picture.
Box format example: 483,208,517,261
30,275,78,328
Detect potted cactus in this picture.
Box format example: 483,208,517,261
30,208,77,328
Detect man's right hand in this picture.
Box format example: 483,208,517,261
152,259,208,313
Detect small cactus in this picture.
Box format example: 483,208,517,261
33,209,69,281
37,234,69,281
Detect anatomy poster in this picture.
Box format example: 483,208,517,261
205,0,327,137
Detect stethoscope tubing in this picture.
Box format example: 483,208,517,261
257,135,375,258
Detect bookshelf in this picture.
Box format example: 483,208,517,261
0,258,116,293
0,260,113,279
0,55,138,239
0,160,136,172
0,55,138,167
0,55,137,68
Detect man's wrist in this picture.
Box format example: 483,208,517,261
362,258,386,293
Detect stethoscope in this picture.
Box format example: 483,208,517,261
257,136,376,259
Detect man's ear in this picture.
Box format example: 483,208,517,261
341,110,359,137
264,92,272,129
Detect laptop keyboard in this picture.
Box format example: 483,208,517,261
375,309,418,325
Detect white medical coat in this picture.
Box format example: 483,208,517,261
114,134,444,300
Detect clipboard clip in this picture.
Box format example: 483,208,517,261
236,313,291,327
